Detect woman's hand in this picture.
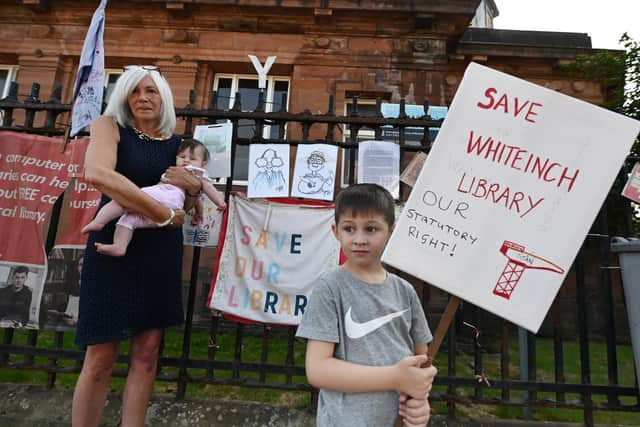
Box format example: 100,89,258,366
168,209,186,228
162,166,201,194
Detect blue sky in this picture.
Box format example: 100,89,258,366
493,0,640,50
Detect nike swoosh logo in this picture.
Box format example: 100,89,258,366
345,307,409,339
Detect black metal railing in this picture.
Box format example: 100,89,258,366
1,81,639,426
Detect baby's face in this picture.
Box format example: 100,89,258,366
177,147,206,168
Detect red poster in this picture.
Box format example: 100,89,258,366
53,138,101,247
0,132,87,266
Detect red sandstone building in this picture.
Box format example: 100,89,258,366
0,1,608,124
0,0,612,185
0,1,627,334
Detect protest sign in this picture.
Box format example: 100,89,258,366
621,161,640,203
0,132,83,266
382,62,640,333
208,195,339,324
51,138,100,248
182,195,223,247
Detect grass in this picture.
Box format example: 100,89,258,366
0,327,311,409
429,338,639,425
1,328,638,424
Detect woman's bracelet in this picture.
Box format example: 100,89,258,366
156,208,175,227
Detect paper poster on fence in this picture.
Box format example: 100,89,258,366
357,140,400,198
382,62,640,333
209,195,339,324
39,248,84,331
621,162,640,203
291,144,337,201
193,123,232,178
0,262,46,329
247,144,290,198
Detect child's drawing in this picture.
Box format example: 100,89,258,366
292,144,338,201
247,144,290,198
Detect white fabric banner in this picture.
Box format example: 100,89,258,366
209,195,340,324
70,0,107,137
383,62,640,333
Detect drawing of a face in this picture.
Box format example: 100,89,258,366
255,148,284,172
307,151,325,172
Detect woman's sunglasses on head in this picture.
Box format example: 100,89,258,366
123,65,160,73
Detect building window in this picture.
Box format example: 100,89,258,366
341,98,379,187
0,66,18,123
340,99,447,187
103,69,122,104
0,66,18,98
213,74,290,183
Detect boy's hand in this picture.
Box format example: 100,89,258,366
393,356,436,398
399,392,431,427
216,201,227,211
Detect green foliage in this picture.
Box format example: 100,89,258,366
560,34,640,235
561,33,640,153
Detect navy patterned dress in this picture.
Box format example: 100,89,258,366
76,126,184,346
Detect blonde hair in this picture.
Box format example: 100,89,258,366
103,67,176,135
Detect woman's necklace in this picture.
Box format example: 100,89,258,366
132,127,169,142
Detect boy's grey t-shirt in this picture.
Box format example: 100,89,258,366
296,267,432,427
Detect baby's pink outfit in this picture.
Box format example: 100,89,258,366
117,183,185,230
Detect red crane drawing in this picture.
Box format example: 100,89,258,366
493,240,565,300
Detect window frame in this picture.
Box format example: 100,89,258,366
212,73,291,186
0,65,18,99
340,98,379,188
0,65,18,124
103,68,123,104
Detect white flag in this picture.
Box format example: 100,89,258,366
70,0,107,137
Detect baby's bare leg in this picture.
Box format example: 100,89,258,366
95,225,133,257
82,201,125,234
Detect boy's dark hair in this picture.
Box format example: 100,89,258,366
334,183,395,226
13,266,29,275
178,138,210,162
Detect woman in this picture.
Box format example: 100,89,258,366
72,66,201,427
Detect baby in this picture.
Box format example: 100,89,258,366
82,139,226,256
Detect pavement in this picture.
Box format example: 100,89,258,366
0,383,635,426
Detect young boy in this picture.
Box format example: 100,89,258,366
82,139,226,256
296,183,437,427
